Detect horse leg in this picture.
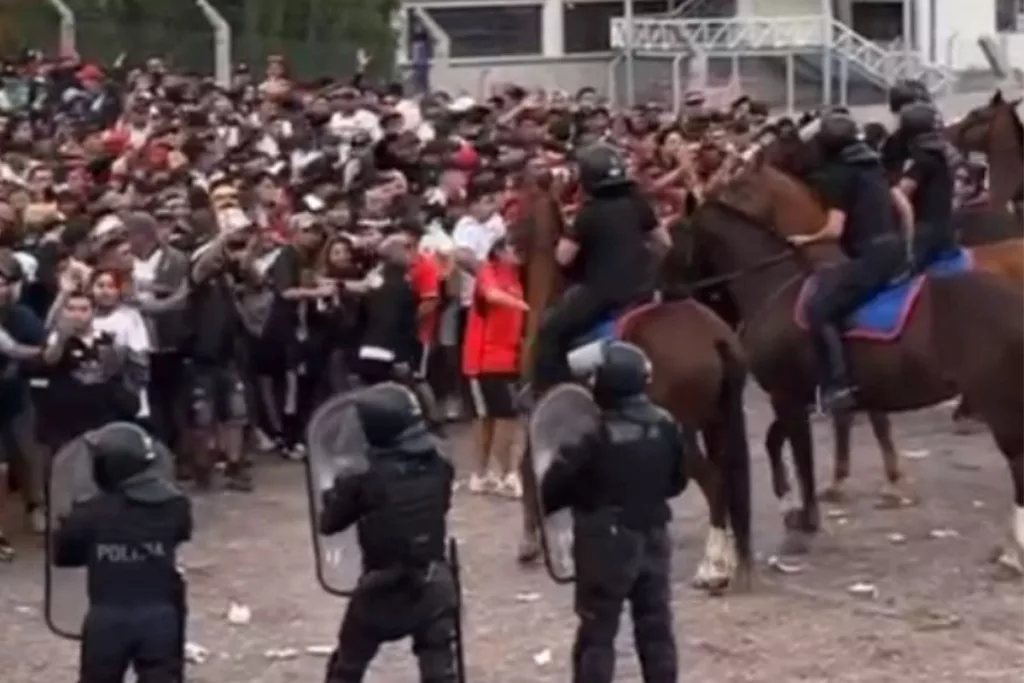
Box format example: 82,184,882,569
952,395,985,435
819,412,853,502
765,418,792,501
992,431,1024,576
866,412,915,509
516,439,541,565
690,423,734,593
772,396,819,556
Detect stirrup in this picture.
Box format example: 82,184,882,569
821,385,856,415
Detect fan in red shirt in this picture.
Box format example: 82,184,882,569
409,248,443,374
461,237,528,498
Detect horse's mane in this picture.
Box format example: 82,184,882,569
1003,102,1024,152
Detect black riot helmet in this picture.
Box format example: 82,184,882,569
898,101,941,137
592,341,652,407
86,422,181,503
887,78,930,114
816,111,860,157
354,382,435,452
575,142,632,194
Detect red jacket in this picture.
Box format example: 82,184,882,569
462,260,525,376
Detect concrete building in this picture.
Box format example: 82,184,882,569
401,0,1023,108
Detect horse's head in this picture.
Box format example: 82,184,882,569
947,89,1024,155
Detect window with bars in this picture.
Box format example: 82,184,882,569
424,5,543,58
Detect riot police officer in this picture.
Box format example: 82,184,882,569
892,101,958,270
530,143,671,397
53,422,191,683
797,111,906,413
882,78,933,178
540,342,686,683
319,383,459,683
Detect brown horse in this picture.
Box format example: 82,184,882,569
946,90,1024,213
510,166,754,592
668,162,1024,572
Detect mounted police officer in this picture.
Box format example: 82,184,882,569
530,143,671,398
891,101,958,271
318,383,459,683
881,78,933,179
52,422,191,683
539,342,686,683
797,110,906,413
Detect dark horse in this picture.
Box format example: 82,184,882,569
667,160,1024,572
510,163,754,591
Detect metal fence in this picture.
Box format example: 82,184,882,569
2,0,374,81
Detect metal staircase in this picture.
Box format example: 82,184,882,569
609,15,955,94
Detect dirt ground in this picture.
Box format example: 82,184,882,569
1,388,1021,683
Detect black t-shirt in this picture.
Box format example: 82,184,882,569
570,187,657,301
187,276,238,365
817,161,898,258
901,149,954,229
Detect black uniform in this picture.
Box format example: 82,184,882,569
540,342,686,683
896,102,957,270
319,384,458,683
805,112,906,413
53,422,191,683
532,143,657,394
881,78,933,183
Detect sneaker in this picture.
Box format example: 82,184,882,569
498,472,523,499
468,473,488,494
822,385,856,415
224,462,254,493
284,443,307,462
0,535,14,562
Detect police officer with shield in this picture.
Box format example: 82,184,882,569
317,383,462,683
540,342,687,683
52,422,191,683
798,111,906,414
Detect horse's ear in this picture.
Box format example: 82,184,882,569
991,89,1005,105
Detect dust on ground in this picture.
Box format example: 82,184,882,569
1,389,1021,682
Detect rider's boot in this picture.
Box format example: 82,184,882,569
813,324,856,415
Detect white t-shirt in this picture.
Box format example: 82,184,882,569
94,306,152,417
451,213,506,306
328,109,382,142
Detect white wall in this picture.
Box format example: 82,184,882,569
934,0,999,70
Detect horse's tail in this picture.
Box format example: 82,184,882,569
715,340,753,562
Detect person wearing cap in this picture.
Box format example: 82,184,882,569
328,85,381,144
53,421,191,683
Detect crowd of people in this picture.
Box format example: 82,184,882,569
0,48,994,565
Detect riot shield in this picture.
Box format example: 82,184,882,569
528,384,601,583
304,385,376,596
44,426,175,639
448,538,467,683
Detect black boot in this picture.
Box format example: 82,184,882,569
813,324,856,414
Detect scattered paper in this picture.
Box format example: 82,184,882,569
533,648,553,666
305,645,334,657
227,602,252,625
972,500,985,509
928,528,959,539
825,508,849,519
185,642,209,665
515,592,541,603
847,582,879,599
14,605,35,615
886,532,907,545
767,555,805,574
901,449,930,460
264,648,299,661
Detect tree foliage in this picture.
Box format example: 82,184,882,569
5,0,399,79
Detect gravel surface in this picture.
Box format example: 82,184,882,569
1,388,1021,682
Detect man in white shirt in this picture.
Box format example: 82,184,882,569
451,183,505,308
328,86,382,143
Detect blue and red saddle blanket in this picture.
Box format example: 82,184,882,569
794,248,974,341
574,301,661,346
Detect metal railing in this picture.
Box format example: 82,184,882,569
610,15,956,93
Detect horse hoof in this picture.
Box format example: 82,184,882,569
783,509,804,531
818,486,847,503
731,564,755,593
779,532,811,556
517,537,541,566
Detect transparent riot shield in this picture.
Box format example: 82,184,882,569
528,384,601,583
